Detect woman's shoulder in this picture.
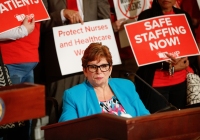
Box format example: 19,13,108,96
173,6,188,14
140,8,153,14
109,78,136,95
137,8,154,20
65,81,88,94
109,78,134,85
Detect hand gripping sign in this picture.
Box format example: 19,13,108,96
124,14,200,66
0,0,50,33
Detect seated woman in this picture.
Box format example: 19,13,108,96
59,42,150,122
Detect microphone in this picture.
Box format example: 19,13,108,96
124,72,178,113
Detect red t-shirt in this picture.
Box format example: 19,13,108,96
0,23,40,64
152,67,193,87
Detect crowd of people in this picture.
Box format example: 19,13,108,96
0,0,199,139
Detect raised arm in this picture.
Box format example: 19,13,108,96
0,16,35,41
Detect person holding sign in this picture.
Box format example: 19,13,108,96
40,0,110,123
0,16,40,139
134,0,199,113
58,42,150,122
0,16,35,41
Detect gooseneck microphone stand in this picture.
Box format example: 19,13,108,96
125,72,178,113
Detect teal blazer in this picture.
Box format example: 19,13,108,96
59,78,150,122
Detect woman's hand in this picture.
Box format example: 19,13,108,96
165,53,181,65
174,57,189,71
165,53,189,71
63,9,83,24
112,18,127,32
23,16,35,34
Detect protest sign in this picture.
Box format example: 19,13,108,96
0,0,50,33
112,0,182,48
53,19,121,76
113,0,151,48
113,0,151,20
124,14,200,66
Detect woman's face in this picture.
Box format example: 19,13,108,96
157,0,176,11
83,57,112,87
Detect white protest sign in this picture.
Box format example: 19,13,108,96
53,19,121,76
113,0,151,48
113,0,151,20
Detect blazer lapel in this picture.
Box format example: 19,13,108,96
109,80,131,115
86,82,102,114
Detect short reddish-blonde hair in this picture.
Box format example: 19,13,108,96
82,42,113,68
